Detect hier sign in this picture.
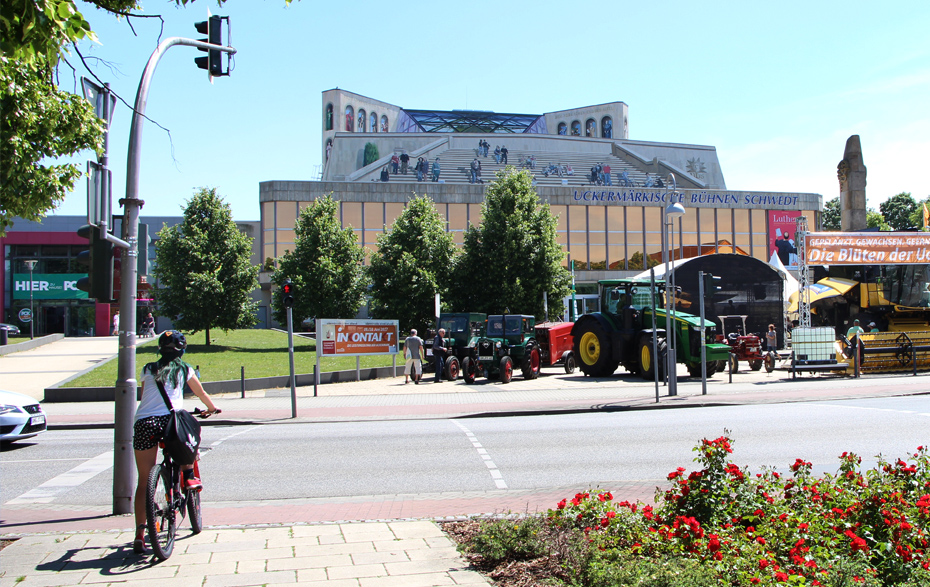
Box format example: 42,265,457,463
317,319,399,356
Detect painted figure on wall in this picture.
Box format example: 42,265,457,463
571,121,581,136
585,119,595,137
381,115,389,132
345,106,354,132
558,123,567,135
370,112,377,132
325,139,333,161
601,117,612,138
325,104,333,131
357,109,366,132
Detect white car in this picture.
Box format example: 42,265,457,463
0,389,47,443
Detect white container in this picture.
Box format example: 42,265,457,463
792,327,836,364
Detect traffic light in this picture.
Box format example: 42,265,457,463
194,15,225,77
702,273,722,298
281,279,296,309
76,225,115,303
137,223,151,278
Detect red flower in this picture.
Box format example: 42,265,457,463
557,499,567,509
775,571,789,581
759,559,769,569
708,534,721,553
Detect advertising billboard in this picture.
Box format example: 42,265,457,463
317,319,399,356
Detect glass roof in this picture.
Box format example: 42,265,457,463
397,109,545,133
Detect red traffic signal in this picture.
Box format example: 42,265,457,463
281,279,296,308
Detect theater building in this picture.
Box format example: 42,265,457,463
260,89,822,310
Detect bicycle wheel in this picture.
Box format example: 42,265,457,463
187,489,202,534
146,463,176,560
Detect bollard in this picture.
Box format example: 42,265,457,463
0,328,7,346
241,366,245,398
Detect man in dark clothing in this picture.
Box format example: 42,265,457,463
775,236,795,265
500,146,508,164
432,328,447,383
400,152,410,174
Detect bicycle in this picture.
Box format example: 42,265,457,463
145,407,220,560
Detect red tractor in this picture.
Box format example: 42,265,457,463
715,315,771,373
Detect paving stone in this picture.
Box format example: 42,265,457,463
358,572,456,587
326,562,386,580
387,521,445,539
372,538,428,552
209,546,293,563
203,569,297,586
350,550,408,565
268,554,352,571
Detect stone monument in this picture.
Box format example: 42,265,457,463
837,135,867,231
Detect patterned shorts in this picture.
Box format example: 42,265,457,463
133,414,171,451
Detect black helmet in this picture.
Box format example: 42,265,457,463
158,330,187,355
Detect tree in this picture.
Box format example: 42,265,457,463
271,195,368,325
448,168,571,318
0,0,296,234
822,197,841,231
866,209,891,231
879,192,917,231
153,187,259,344
367,196,457,334
908,196,930,231
363,142,379,167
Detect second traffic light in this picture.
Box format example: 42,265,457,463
194,15,227,77
282,279,296,309
702,273,722,298
76,225,115,303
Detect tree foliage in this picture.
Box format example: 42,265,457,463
447,168,571,318
822,197,841,231
866,208,891,231
363,142,379,167
367,196,457,334
879,192,917,231
153,187,259,344
0,0,295,235
270,195,368,325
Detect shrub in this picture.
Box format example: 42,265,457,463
363,142,379,167
468,516,549,566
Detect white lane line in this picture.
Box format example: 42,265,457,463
209,425,261,449
2,458,95,463
6,451,113,505
453,421,507,489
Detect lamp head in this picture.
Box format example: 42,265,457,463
665,202,686,218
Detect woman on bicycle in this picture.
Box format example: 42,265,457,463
132,330,217,554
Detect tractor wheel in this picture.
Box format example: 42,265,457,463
764,352,776,373
563,353,576,374
706,360,718,376
573,321,615,377
445,356,460,381
750,359,763,371
462,357,477,384
729,354,739,373
499,356,514,383
522,345,541,379
686,361,705,377
637,334,666,380
715,360,728,373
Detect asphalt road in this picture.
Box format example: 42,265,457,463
4,395,929,509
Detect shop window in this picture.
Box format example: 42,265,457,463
345,106,354,131
325,103,334,131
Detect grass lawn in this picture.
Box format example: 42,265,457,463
63,329,398,387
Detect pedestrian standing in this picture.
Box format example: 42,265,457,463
404,329,425,384
431,157,441,181
500,145,508,164
400,151,409,174
391,153,399,174
765,324,777,351
432,328,447,383
846,319,864,342
112,311,120,336
868,322,879,333
416,157,425,182
470,158,480,184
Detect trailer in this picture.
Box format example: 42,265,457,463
534,321,576,373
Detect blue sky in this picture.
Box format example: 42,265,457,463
52,0,930,222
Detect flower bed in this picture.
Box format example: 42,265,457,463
451,433,930,586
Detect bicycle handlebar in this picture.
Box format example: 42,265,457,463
193,407,222,419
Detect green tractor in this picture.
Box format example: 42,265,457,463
423,312,487,380
571,279,729,379
462,314,541,384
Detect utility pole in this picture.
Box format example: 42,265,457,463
111,26,236,515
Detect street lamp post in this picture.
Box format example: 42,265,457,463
24,260,38,340
663,174,685,396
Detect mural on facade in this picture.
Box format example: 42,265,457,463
601,117,612,138
370,112,377,132
326,104,333,131
585,119,595,137
571,121,581,136
558,123,567,135
357,109,366,132
345,106,354,132
381,115,389,132
768,210,801,268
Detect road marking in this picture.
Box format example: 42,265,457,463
209,425,261,449
6,451,113,505
453,421,507,489
2,458,93,463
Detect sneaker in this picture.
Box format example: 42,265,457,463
184,476,203,491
